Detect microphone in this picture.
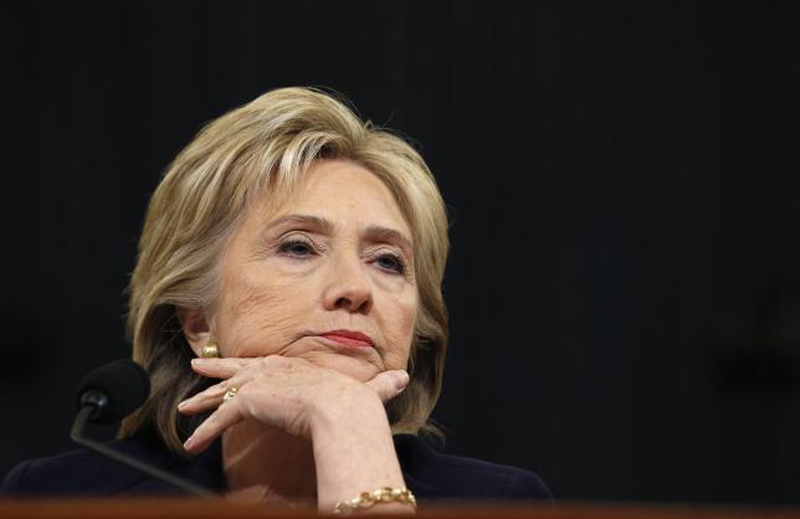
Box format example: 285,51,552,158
71,359,215,497
75,359,150,424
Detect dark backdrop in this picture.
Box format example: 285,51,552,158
2,0,799,505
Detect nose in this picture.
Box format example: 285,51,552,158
322,255,373,314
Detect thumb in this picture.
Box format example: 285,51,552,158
366,369,410,403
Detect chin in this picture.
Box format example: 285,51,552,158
306,351,382,382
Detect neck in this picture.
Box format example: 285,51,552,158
222,420,317,505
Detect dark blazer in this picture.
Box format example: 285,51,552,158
1,433,552,502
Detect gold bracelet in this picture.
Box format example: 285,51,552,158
332,487,417,515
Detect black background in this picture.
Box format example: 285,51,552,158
2,1,800,504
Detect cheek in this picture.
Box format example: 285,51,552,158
399,298,418,342
382,292,419,363
215,274,308,355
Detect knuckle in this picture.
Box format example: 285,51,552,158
258,355,283,369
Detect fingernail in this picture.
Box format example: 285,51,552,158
177,400,188,410
395,370,410,391
183,435,195,450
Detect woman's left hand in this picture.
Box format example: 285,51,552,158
176,355,408,454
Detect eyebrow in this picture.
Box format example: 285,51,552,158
267,214,413,255
363,226,413,257
267,214,334,234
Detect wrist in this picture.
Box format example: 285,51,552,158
308,383,388,440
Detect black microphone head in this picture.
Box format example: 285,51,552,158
76,359,151,424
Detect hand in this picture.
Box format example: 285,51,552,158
177,356,410,454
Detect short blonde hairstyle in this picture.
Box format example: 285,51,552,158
119,87,449,455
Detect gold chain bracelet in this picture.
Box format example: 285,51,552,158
332,487,417,515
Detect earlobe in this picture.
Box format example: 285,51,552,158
175,307,211,356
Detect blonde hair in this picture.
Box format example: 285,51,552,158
119,87,449,455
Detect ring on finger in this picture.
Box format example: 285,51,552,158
223,386,239,402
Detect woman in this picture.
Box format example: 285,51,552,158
2,87,551,511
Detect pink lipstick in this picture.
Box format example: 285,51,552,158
319,330,374,348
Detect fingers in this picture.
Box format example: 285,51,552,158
365,369,410,403
177,378,239,415
179,357,255,415
178,357,409,453
189,357,250,378
182,397,244,454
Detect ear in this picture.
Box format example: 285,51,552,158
176,307,211,356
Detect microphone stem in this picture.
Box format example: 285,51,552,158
70,405,217,498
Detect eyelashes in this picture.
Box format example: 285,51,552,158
277,237,316,258
369,250,407,276
276,236,409,277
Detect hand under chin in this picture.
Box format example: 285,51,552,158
287,348,385,383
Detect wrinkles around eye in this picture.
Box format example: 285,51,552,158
364,247,411,278
376,253,406,275
276,235,322,258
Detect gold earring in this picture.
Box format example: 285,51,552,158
200,342,220,358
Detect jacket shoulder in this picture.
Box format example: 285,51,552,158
0,437,187,497
394,434,552,501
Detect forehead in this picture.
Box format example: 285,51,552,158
244,159,413,241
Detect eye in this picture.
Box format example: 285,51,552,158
277,238,316,258
374,252,407,275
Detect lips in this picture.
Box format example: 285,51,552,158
318,330,375,348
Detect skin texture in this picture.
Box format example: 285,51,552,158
176,159,418,511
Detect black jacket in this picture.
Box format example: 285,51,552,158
1,433,552,503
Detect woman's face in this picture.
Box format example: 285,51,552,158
188,159,419,382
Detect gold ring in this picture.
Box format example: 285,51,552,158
223,387,239,402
